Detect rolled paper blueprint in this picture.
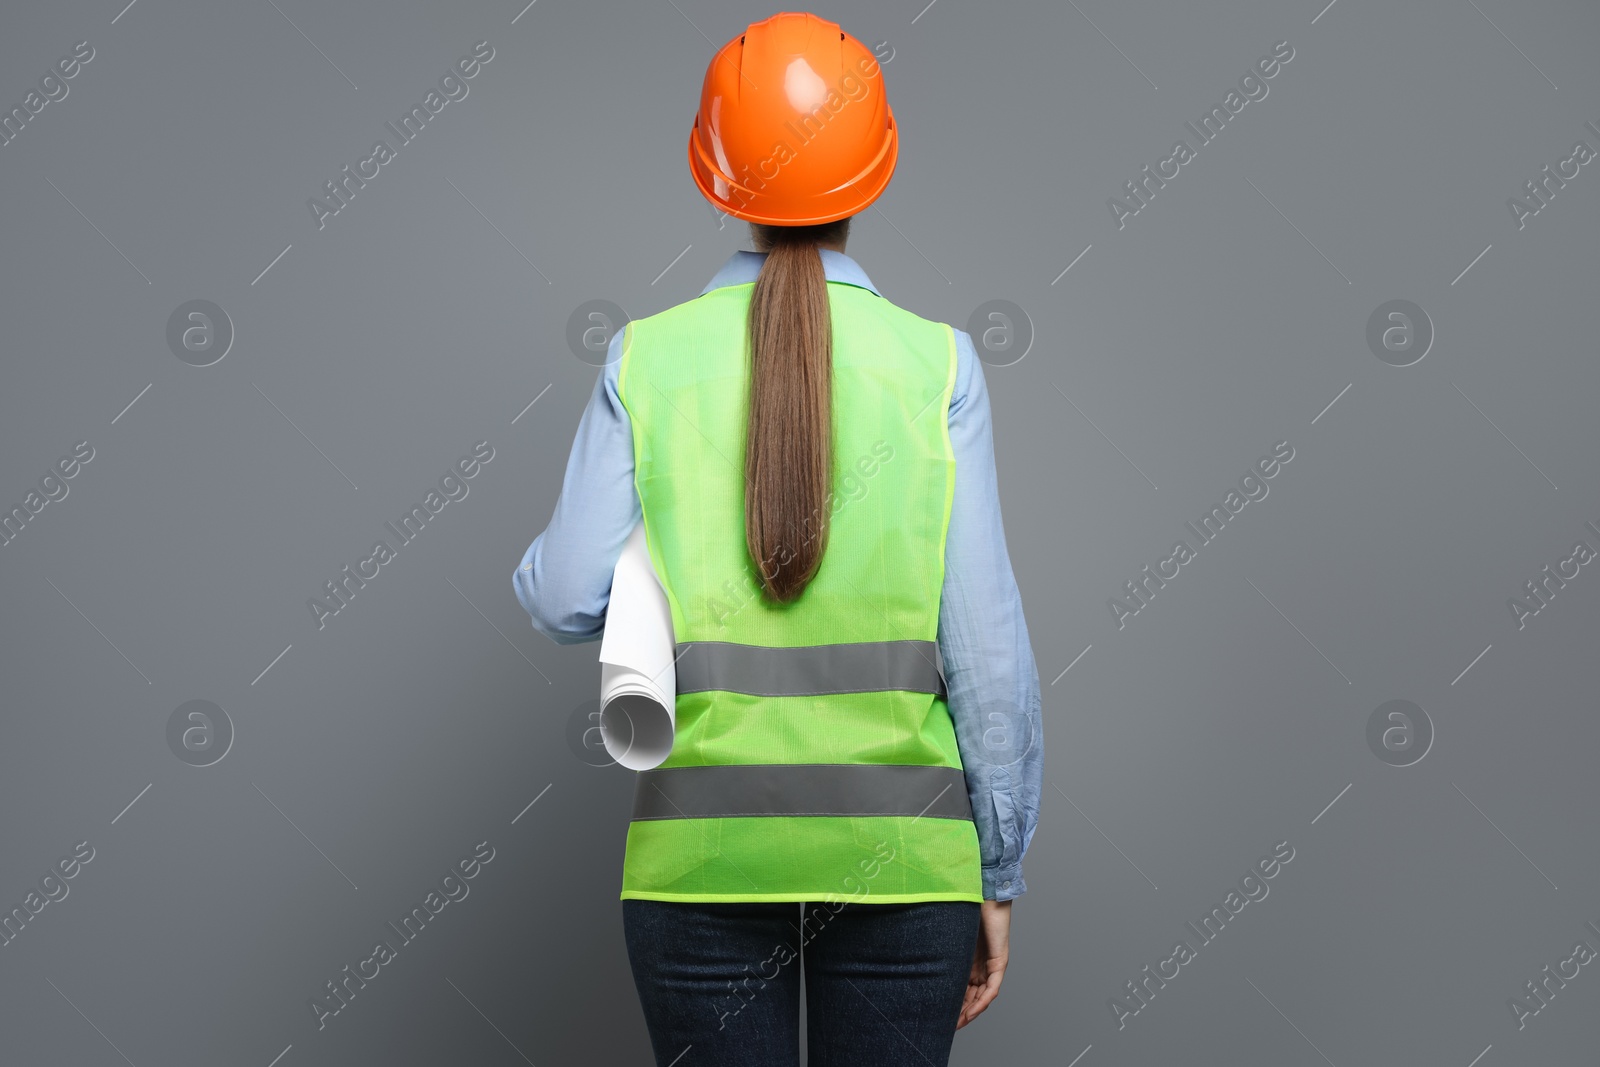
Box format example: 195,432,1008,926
596,522,676,770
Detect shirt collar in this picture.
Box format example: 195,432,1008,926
700,249,883,298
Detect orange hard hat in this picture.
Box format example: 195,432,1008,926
687,12,897,226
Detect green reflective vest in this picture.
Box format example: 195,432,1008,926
615,277,983,904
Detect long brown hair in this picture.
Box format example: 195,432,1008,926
744,218,850,602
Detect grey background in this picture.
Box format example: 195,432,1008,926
1,0,1597,1063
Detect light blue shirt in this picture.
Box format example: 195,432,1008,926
513,249,1042,901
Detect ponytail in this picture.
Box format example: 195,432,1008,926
744,219,849,602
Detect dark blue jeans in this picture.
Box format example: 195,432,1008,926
623,899,979,1066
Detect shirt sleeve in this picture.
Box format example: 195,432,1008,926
939,329,1044,902
512,330,641,643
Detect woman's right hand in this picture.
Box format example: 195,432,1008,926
957,899,1011,1028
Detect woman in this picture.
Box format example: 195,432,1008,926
513,12,1042,1065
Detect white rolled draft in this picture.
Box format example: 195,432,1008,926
596,522,677,770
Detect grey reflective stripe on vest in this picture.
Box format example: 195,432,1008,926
632,763,973,821
674,640,946,699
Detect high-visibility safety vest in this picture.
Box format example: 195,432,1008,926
614,277,984,904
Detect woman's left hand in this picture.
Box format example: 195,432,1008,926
957,899,1012,1028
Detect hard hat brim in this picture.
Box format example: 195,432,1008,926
687,107,899,227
